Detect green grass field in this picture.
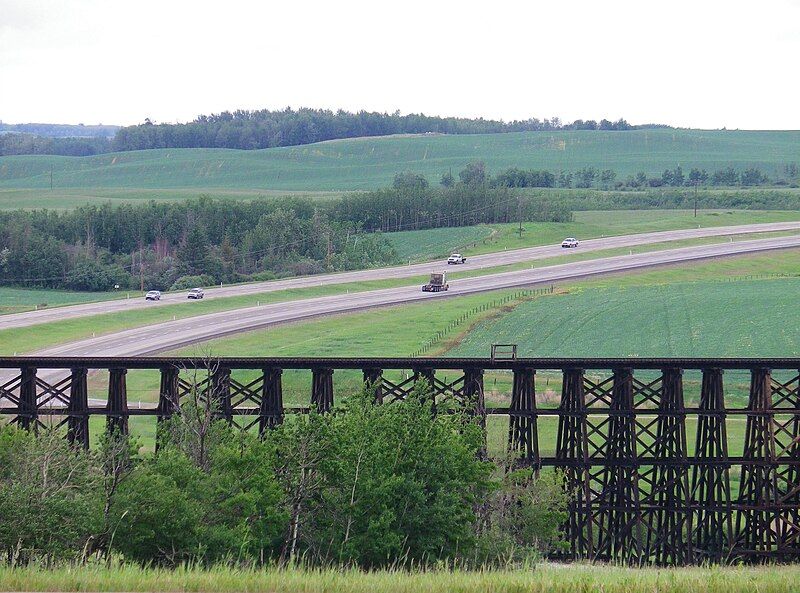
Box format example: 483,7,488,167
0,286,117,315
2,129,799,201
2,563,799,593
450,277,800,358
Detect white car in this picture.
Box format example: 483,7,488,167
561,238,579,248
187,287,205,300
447,253,467,264
145,290,162,301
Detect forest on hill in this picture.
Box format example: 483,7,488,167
0,108,658,155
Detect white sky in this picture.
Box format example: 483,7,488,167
1,0,798,129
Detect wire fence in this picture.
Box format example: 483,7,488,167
409,284,555,357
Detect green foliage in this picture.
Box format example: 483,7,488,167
0,427,102,564
393,171,429,192
110,450,203,565
272,386,492,567
170,274,216,291
459,161,486,186
493,167,555,188
0,389,566,570
473,467,569,567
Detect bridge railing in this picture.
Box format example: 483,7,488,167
1,356,800,565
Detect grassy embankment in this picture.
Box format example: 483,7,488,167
1,563,799,593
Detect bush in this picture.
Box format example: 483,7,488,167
0,427,102,564
170,274,216,291
272,385,493,567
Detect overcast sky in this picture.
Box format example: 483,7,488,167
1,0,798,129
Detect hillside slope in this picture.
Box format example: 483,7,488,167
1,129,798,192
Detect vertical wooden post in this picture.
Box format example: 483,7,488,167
690,368,733,563
212,366,233,423
734,367,778,559
156,367,180,449
259,368,284,433
18,366,37,431
67,367,89,449
556,368,593,558
106,367,129,435
593,367,643,563
363,368,384,404
463,368,486,460
311,368,334,413
644,367,692,565
509,367,539,468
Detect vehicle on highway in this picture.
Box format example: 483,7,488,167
561,237,579,248
447,253,467,264
145,290,162,301
187,287,205,300
422,272,449,292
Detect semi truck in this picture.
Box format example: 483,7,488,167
422,272,449,292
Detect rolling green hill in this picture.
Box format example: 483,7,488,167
1,129,799,198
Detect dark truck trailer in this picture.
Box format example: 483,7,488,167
422,272,449,292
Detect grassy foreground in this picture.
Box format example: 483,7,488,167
1,563,798,593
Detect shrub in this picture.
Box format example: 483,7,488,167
272,385,493,567
170,274,216,291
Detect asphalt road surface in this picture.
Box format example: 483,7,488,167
3,221,800,331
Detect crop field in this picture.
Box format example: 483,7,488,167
2,129,799,198
2,563,800,593
0,187,345,210
450,277,800,359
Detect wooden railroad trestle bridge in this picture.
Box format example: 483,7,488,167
1,356,800,565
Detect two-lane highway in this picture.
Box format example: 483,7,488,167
3,221,800,331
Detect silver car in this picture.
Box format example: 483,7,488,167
145,290,161,301
187,287,205,300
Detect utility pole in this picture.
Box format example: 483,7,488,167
139,244,144,291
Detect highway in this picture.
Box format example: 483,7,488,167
23,234,800,361
3,221,800,331
3,232,800,407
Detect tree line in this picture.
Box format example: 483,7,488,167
0,165,572,292
0,383,567,568
110,110,646,151
0,133,112,156
490,164,797,190
2,109,657,155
